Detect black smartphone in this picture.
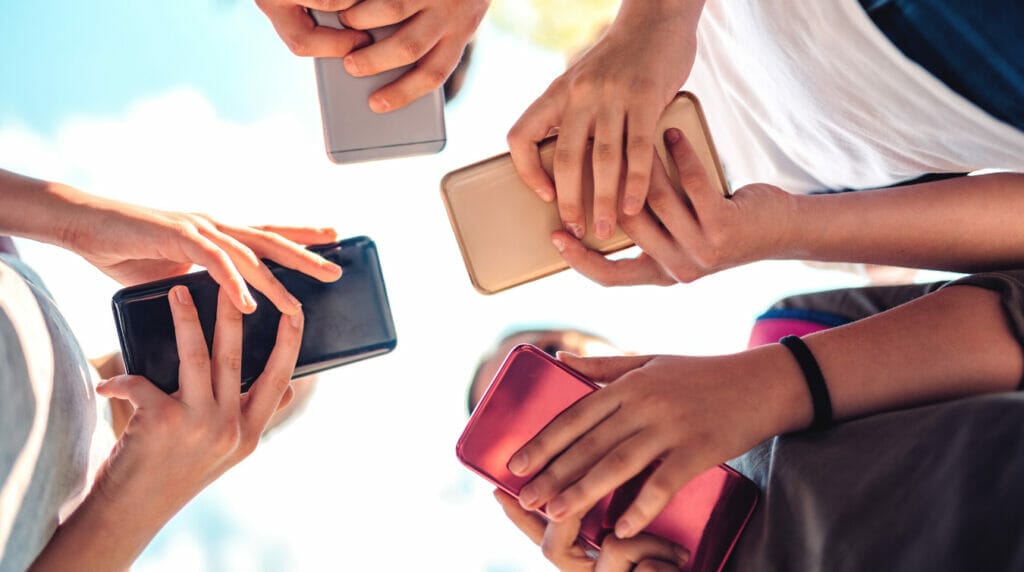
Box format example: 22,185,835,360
111,236,397,393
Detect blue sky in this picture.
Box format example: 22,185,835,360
0,0,304,133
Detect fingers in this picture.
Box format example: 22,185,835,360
343,11,440,78
614,452,697,539
597,535,687,572
96,375,166,410
252,225,338,246
642,149,701,244
541,515,586,566
494,489,547,545
556,353,655,385
591,108,626,239
340,0,422,32
168,286,214,403
508,96,561,202
621,103,661,216
366,34,465,113
244,311,304,431
258,2,372,57
552,230,675,287
211,288,243,409
178,232,255,314
546,432,667,524
508,391,618,483
201,227,303,316
553,113,591,240
520,414,642,517
663,127,718,212
218,224,342,283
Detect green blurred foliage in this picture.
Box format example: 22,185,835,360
489,0,621,55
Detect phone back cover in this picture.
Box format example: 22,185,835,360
441,92,728,294
311,10,446,163
111,236,397,393
456,345,758,571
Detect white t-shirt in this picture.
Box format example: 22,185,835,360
0,257,114,572
686,0,1024,194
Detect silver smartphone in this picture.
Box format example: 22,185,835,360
310,10,447,164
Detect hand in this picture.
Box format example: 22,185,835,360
58,187,342,314
338,0,487,112
552,128,796,286
256,1,373,57
493,489,687,572
508,350,805,539
92,286,303,515
508,0,702,242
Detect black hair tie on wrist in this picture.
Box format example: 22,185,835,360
779,335,833,430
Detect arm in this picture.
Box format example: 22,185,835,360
508,278,1024,538
553,129,1024,285
508,0,705,242
0,168,341,314
30,287,303,570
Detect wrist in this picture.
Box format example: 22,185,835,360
775,192,824,261
617,0,704,33
736,344,816,438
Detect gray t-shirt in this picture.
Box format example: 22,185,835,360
0,256,97,572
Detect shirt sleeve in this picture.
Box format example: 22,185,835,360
940,269,1024,387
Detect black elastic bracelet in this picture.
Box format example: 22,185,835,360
779,335,833,430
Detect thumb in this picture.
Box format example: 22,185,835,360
96,375,165,409
556,353,654,384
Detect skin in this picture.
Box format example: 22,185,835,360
494,489,687,572
30,287,304,571
553,128,1024,285
257,0,489,112
508,285,1024,540
508,0,705,242
0,169,342,315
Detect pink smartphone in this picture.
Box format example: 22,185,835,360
456,345,758,572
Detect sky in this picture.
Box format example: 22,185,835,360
1,2,880,570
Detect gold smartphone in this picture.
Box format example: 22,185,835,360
441,92,729,294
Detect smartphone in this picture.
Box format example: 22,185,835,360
111,236,397,393
310,10,446,164
441,92,728,294
456,345,758,571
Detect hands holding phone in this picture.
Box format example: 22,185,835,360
258,0,488,112
507,350,806,540
552,128,795,287
508,0,703,242
493,489,689,572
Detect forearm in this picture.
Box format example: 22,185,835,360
783,172,1024,272
615,0,705,35
0,169,89,248
763,284,1024,435
29,478,187,572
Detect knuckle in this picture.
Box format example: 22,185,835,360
283,34,311,57
220,350,243,373
627,134,653,155
606,447,633,470
237,432,260,458
628,76,657,94
400,37,425,61
566,74,596,98
625,170,649,193
211,421,242,456
540,539,560,561
553,147,580,169
643,474,677,504
669,263,700,284
184,348,211,367
420,67,449,90
592,141,617,165
646,191,669,212
635,562,661,572
600,535,624,557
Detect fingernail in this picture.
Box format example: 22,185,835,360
566,222,585,240
674,545,691,564
507,452,528,475
174,286,192,306
547,496,567,519
595,219,612,238
95,378,110,391
665,128,682,144
552,236,566,252
324,261,343,277
615,518,635,539
287,293,302,309
536,188,554,202
518,485,538,508
343,55,360,75
370,94,390,113
289,312,303,329
623,194,642,215
243,291,257,311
